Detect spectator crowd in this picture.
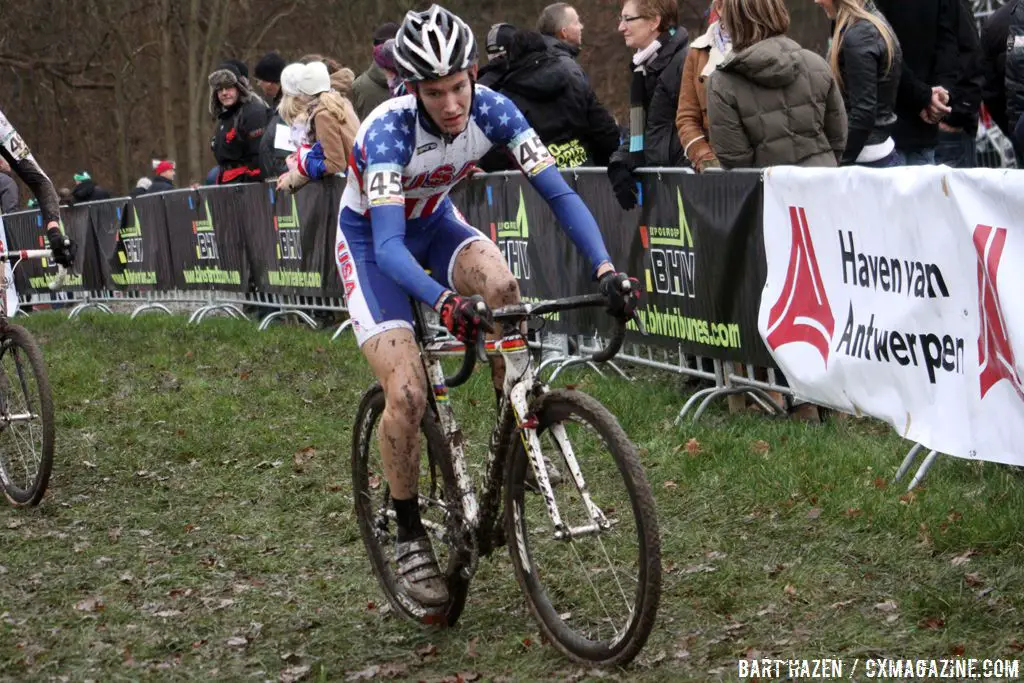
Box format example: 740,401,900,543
3,0,1023,212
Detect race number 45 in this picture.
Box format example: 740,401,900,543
367,170,404,207
513,132,555,177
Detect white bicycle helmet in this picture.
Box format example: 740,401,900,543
393,4,478,82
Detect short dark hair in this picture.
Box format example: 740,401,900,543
537,3,574,36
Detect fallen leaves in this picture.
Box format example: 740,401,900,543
964,572,984,587
225,636,248,648
280,665,312,683
806,507,822,520
874,600,898,612
918,616,945,630
751,440,770,454
872,476,888,490
74,597,105,613
345,663,408,680
293,447,317,471
950,549,976,567
684,438,702,455
663,480,678,490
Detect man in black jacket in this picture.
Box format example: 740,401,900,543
478,30,619,171
876,0,961,164
936,0,984,167
537,3,589,85
979,0,1015,136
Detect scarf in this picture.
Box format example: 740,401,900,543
629,37,663,165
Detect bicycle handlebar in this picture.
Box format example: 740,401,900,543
0,248,68,291
443,291,645,388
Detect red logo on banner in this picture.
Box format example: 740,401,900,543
765,206,835,365
974,224,1024,401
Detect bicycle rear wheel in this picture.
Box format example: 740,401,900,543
351,383,470,626
0,324,55,506
505,389,660,666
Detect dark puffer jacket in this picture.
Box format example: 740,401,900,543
707,35,847,169
481,31,620,170
834,12,902,163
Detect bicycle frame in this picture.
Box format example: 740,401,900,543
412,301,615,580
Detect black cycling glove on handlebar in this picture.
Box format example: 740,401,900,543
46,227,76,269
437,293,494,343
598,271,640,319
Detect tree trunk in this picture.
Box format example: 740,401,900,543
187,0,202,183
112,68,129,192
160,0,178,166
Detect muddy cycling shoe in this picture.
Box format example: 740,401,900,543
394,535,449,607
524,455,564,492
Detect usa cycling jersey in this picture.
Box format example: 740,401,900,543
337,84,611,320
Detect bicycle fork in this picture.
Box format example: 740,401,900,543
501,334,611,542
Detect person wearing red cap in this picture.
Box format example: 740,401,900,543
147,160,176,194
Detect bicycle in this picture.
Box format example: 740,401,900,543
0,246,66,506
352,293,661,667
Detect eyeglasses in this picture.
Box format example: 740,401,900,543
618,14,645,23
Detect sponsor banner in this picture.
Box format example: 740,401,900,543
3,204,96,293
163,188,248,291
92,195,174,290
627,171,771,363
243,181,338,296
760,166,1024,466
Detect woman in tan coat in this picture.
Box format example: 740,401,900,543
276,61,360,191
675,0,732,172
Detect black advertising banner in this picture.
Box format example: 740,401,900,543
2,205,95,293
249,180,340,297
627,171,772,365
92,195,174,291
163,188,248,291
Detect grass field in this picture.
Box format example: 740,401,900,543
1,312,1023,682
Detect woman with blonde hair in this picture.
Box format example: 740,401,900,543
707,0,847,169
276,61,360,192
815,0,904,166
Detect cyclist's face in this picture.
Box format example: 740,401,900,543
416,67,477,136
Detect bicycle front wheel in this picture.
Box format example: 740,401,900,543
505,389,660,667
0,324,55,506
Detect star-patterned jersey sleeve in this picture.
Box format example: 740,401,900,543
472,86,612,275
473,86,556,178
362,110,416,208
362,107,448,308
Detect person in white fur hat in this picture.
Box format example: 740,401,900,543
276,61,360,191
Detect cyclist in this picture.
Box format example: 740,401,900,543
336,4,639,608
0,109,77,291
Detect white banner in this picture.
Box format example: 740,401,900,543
759,166,1024,466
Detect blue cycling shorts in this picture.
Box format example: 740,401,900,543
335,200,488,346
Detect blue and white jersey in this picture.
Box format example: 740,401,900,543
341,85,555,219
337,84,611,309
